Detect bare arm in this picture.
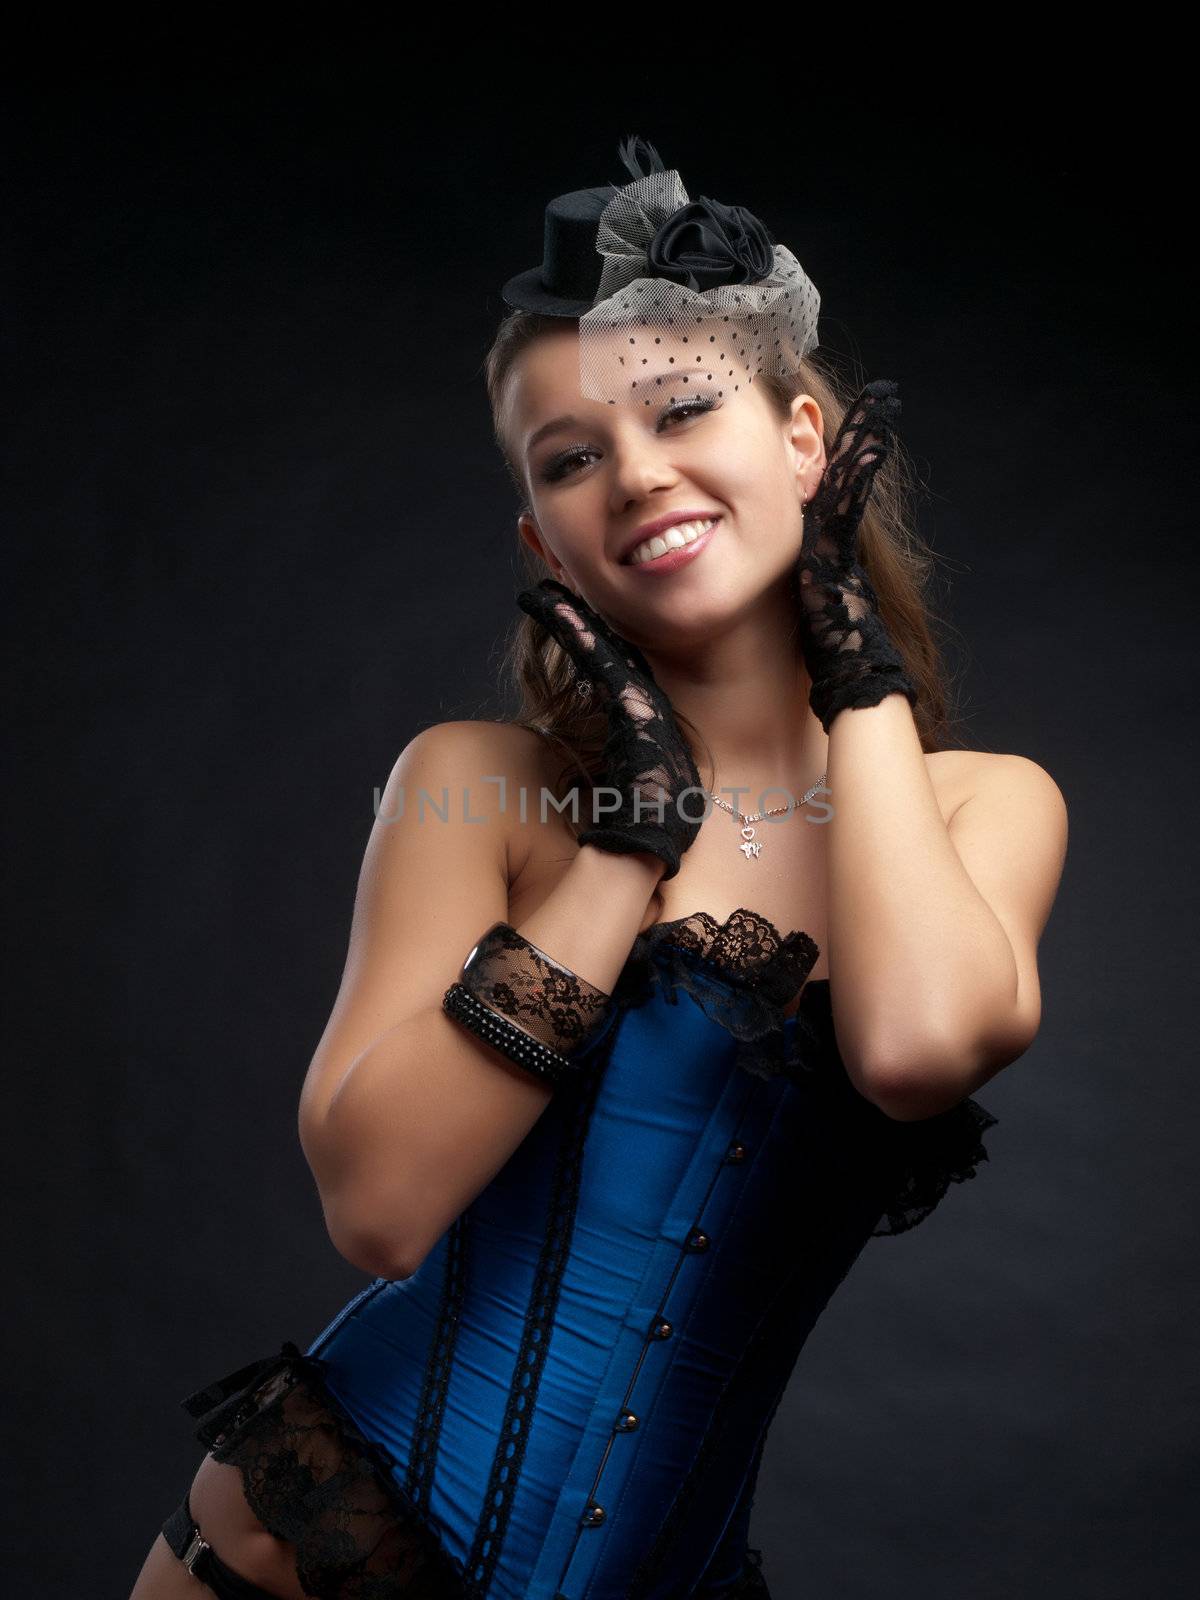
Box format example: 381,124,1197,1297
298,721,662,1279
824,697,1068,1120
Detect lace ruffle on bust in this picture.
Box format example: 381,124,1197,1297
609,908,999,1238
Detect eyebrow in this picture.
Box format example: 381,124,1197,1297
524,372,704,456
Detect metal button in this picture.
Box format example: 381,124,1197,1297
687,1230,710,1251
726,1142,747,1163
651,1319,673,1339
581,1502,606,1526
615,1410,639,1431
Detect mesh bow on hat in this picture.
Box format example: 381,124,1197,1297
501,136,821,406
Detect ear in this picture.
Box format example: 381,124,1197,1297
518,513,569,582
787,393,826,503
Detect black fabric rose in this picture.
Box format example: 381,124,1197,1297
647,195,776,292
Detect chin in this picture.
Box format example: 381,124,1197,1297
636,589,754,644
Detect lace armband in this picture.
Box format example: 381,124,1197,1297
442,921,615,1090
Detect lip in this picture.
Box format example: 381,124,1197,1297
618,511,722,566
623,516,719,575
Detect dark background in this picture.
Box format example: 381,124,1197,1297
5,45,1196,1599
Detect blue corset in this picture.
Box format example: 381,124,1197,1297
181,909,997,1600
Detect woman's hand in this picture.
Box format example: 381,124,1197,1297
516,578,704,881
795,378,919,733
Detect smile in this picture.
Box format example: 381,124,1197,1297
623,516,720,572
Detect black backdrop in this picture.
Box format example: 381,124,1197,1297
5,46,1196,1600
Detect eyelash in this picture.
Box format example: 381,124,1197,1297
540,397,720,484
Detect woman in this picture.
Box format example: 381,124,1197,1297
130,138,1067,1600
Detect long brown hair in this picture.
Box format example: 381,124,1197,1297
483,308,967,825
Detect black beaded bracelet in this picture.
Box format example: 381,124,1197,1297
441,921,615,1091
442,982,581,1090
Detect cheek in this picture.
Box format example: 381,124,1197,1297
535,526,588,580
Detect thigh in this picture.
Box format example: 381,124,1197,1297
184,1452,311,1600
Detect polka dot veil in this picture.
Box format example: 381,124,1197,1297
578,162,821,408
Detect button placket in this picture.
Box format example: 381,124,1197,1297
551,1084,762,1597
578,1136,756,1535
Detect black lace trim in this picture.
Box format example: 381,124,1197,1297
407,1213,469,1513
613,909,820,1084
462,1054,605,1589
611,908,1000,1238
181,1341,481,1599
867,1091,1000,1237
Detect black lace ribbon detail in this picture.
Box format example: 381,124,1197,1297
180,1340,481,1599
610,908,999,1238
612,909,821,1083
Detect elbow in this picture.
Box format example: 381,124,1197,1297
864,1075,966,1126
323,1191,425,1282
302,1113,430,1281
853,1027,994,1123
858,1007,1039,1122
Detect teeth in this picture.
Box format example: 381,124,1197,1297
628,517,718,565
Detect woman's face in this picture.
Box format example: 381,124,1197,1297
505,324,826,651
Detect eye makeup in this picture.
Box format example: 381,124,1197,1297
538,396,720,484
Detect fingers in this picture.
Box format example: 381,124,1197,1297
617,681,656,726
553,600,597,653
516,579,658,685
516,581,597,660
825,381,900,486
803,378,902,543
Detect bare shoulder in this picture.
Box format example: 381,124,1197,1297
405,719,568,882
400,718,548,776
925,746,1067,826
438,719,564,793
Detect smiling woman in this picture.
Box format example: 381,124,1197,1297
136,136,1064,1600
488,304,955,824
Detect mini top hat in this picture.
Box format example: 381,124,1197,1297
500,136,821,405
501,184,619,317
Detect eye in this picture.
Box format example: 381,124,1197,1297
660,396,718,426
539,396,720,484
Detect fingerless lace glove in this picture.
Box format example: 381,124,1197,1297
517,578,704,881
442,921,615,1090
795,379,919,734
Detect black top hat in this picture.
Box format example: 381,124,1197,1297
500,136,675,317
500,183,617,317
497,138,821,404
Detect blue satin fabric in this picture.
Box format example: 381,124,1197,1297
304,945,892,1600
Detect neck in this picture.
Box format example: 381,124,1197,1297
638,599,829,811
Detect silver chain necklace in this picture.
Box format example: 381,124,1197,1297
708,773,828,860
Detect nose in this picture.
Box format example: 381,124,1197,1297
606,430,682,511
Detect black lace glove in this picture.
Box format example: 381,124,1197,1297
516,578,704,881
795,379,919,734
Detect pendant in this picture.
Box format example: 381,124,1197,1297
738,825,762,861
